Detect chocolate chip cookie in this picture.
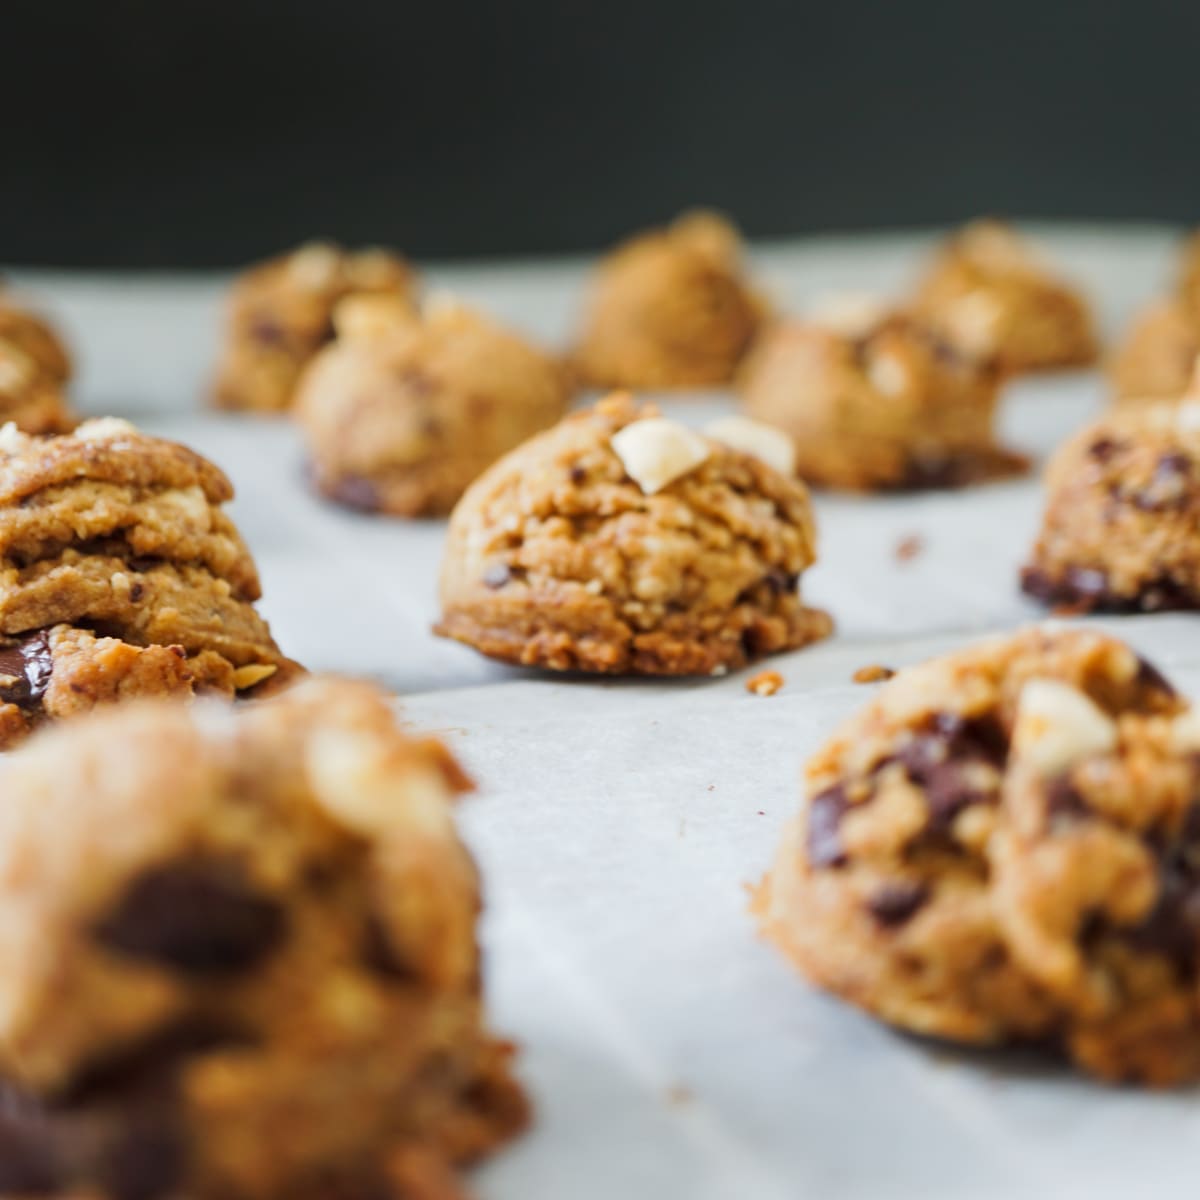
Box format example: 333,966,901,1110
297,295,570,516
0,295,74,433
435,393,831,675
913,220,1099,374
1021,402,1200,612
754,626,1189,1082
738,300,1026,491
0,676,528,1199
572,211,768,390
212,242,418,413
0,418,297,746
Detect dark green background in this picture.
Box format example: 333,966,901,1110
4,0,1195,267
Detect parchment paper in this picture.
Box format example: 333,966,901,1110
9,225,1198,1199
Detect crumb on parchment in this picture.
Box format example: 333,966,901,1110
852,664,896,683
895,534,924,562
746,669,784,696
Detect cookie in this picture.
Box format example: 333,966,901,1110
993,698,1200,1084
753,626,1185,1081
435,393,831,675
212,242,418,413
572,211,768,390
0,677,528,1198
1021,401,1200,612
1110,299,1199,404
913,220,1099,374
738,299,1026,491
0,418,297,746
297,295,570,516
0,296,74,433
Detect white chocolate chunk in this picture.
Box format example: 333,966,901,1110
1012,679,1117,776
704,415,796,475
74,417,138,442
611,418,710,494
867,351,910,397
333,294,412,342
287,241,341,289
1170,708,1200,753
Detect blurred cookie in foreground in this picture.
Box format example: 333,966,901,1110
436,393,831,675
0,294,74,433
738,296,1026,491
212,241,418,413
754,625,1197,1084
1022,397,1200,612
0,677,527,1199
914,220,1098,374
572,210,768,390
1110,299,1199,404
0,418,298,747
297,295,570,517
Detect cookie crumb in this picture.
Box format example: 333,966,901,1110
895,534,924,562
746,669,784,696
665,1084,693,1106
852,664,895,684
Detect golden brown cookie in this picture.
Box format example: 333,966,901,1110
753,626,1188,1082
572,211,768,390
1110,298,1200,404
435,393,831,675
738,300,1025,491
0,677,528,1198
993,701,1200,1084
913,220,1099,374
212,242,418,413
297,296,570,516
1021,401,1200,612
0,418,297,747
0,296,74,433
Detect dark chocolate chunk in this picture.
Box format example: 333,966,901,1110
1045,775,1090,822
249,317,287,347
0,1104,64,1194
1020,564,1200,614
1135,653,1178,698
1130,450,1194,512
867,881,930,926
806,784,853,868
361,911,416,982
482,563,511,589
1088,436,1123,464
93,860,286,976
325,474,381,513
0,630,53,710
98,1120,186,1200
568,464,587,485
763,568,799,594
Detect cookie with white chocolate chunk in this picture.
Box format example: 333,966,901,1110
738,297,1025,491
435,393,830,674
754,625,1198,1084
0,418,299,747
0,677,528,1199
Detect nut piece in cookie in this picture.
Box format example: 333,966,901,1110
0,418,299,747
0,296,74,434
212,241,418,413
0,677,527,1197
435,393,832,675
753,625,1185,1081
1021,397,1200,613
296,295,570,516
572,211,769,390
738,300,1025,491
913,220,1098,374
992,693,1200,1084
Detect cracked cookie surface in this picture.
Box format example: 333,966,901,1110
298,297,570,516
436,394,831,675
212,242,418,413
754,627,1191,1083
0,677,527,1199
